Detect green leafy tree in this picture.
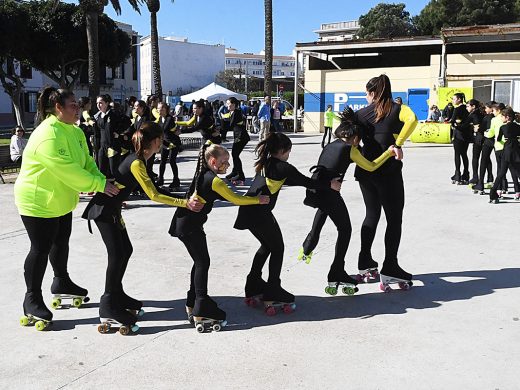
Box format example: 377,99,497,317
358,3,416,39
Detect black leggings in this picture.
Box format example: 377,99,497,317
180,230,211,298
476,143,495,189
453,138,469,179
97,146,121,179
472,141,493,181
159,147,179,181
248,214,284,284
358,171,405,268
302,191,352,273
95,219,133,294
322,127,332,148
230,138,248,178
21,213,72,293
495,151,509,191
492,153,520,194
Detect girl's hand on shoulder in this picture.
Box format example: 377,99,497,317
103,180,120,197
388,145,396,156
258,195,270,204
330,179,342,192
187,196,203,212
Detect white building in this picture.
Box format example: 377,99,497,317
140,36,225,99
225,48,295,78
313,20,360,42
0,21,140,128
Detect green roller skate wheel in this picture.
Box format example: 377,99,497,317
342,286,356,296
51,298,61,309
72,297,83,308
35,321,46,331
325,286,338,296
20,316,29,327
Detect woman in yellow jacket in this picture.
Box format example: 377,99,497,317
15,87,119,331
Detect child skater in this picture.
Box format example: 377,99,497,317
234,133,341,315
298,107,397,292
83,122,203,335
169,142,270,332
489,107,520,203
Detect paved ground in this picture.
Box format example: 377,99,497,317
0,133,518,389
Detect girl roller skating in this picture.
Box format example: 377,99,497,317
489,107,520,203
234,133,341,315
221,97,250,185
353,75,418,292
15,87,118,331
169,142,269,332
450,93,471,185
471,101,496,194
83,122,203,335
298,107,396,292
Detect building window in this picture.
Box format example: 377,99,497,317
473,80,492,103
24,91,38,113
114,63,125,79
20,63,32,79
494,80,512,105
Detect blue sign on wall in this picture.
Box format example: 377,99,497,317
304,91,409,113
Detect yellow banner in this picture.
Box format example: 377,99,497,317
410,122,451,144
437,87,473,109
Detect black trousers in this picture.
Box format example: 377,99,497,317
180,230,211,298
495,150,510,191
220,121,230,141
322,127,332,148
159,147,179,181
472,141,493,181
21,212,72,293
97,145,120,179
453,138,469,179
230,138,248,178
358,170,405,268
248,214,284,284
95,219,133,294
302,190,352,274
476,143,495,190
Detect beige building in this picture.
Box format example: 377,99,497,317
294,24,520,133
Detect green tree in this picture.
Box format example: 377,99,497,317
358,3,416,39
264,0,273,98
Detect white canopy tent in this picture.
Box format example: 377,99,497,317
181,82,247,102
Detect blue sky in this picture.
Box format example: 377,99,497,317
102,0,431,55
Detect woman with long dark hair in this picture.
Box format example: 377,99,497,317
354,75,418,292
450,93,471,184
15,87,119,331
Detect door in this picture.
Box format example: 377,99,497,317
407,88,429,121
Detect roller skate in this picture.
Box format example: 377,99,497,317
489,189,500,204
230,174,245,186
325,270,359,296
262,282,296,316
20,292,52,331
379,263,413,292
515,193,520,201
450,173,458,184
458,172,469,185
192,297,227,333
50,276,90,309
156,177,164,187
168,177,181,191
243,274,266,308
116,290,144,318
186,289,195,324
356,255,379,283
471,183,485,195
98,293,139,335
297,247,313,264
485,176,494,189
468,177,478,186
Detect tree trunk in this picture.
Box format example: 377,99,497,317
0,58,25,128
86,10,101,104
264,0,273,98
150,11,163,100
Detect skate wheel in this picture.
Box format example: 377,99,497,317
212,323,222,332
282,304,294,314
83,296,90,303
325,286,338,296
244,297,257,307
131,324,140,333
35,320,46,331
119,326,130,335
398,282,411,290
342,286,356,296
188,314,194,325
97,323,110,334
136,309,145,318
51,298,61,309
195,324,205,333
379,283,391,293
20,316,29,327
72,297,83,308
265,306,276,316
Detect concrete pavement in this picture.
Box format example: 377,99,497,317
0,133,518,389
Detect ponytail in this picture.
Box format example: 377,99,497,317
366,74,393,123
453,93,466,104
36,86,75,125
132,121,163,160
334,106,363,140
188,141,228,197
254,132,292,173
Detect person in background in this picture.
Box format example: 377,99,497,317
442,102,454,122
322,105,340,148
258,96,271,142
427,105,441,122
10,126,28,164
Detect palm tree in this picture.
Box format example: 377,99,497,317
146,0,163,100
263,0,273,98
78,0,141,103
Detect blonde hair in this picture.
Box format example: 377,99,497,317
188,142,229,196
